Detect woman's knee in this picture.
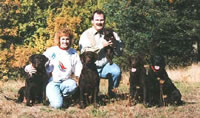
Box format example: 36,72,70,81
60,79,78,96
46,81,63,109
50,99,63,109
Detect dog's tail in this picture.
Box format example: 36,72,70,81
4,95,24,103
4,95,17,101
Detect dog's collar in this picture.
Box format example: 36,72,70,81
151,66,158,72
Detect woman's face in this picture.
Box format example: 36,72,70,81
59,36,71,50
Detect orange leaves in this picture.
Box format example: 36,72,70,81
46,8,81,46
0,44,39,79
169,0,174,4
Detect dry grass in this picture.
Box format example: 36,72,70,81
1,64,200,118
167,63,200,83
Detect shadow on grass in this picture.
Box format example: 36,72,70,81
62,92,130,109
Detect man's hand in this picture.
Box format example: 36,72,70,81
24,64,37,76
103,40,113,47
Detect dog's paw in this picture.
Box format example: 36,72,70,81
79,101,85,109
26,102,33,107
43,100,49,106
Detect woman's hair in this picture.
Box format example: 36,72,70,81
54,28,73,46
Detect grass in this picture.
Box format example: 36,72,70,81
1,63,200,118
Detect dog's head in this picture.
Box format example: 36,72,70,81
80,51,97,66
129,55,144,73
104,28,117,47
29,54,49,71
150,55,166,72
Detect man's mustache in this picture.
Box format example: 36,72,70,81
96,23,103,26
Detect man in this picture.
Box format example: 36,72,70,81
79,10,123,97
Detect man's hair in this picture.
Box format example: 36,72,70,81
91,9,106,20
54,28,73,46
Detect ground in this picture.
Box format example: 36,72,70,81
0,63,200,118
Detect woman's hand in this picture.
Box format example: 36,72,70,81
24,64,37,76
75,76,80,85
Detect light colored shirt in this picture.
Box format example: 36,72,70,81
79,27,123,67
43,46,82,82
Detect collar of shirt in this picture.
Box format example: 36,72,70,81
56,46,76,55
92,27,104,37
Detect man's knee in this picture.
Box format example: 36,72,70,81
109,64,121,77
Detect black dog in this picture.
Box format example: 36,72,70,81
79,51,100,109
103,28,117,65
17,54,49,106
147,55,182,106
128,55,148,106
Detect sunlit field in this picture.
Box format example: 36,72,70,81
0,63,200,118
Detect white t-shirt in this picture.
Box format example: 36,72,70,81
43,46,82,82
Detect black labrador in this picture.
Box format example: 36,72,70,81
17,54,49,106
147,55,182,106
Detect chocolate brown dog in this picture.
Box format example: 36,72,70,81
79,51,100,109
128,55,148,106
103,28,117,65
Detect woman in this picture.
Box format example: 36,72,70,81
25,28,82,108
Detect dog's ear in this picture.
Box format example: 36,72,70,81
80,52,86,64
41,55,49,66
29,54,37,63
137,55,145,66
128,56,132,67
41,55,48,63
92,52,98,62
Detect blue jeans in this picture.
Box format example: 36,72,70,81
46,78,78,109
98,63,121,91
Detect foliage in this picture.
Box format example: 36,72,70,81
46,5,81,49
103,0,200,70
0,44,38,80
0,0,200,79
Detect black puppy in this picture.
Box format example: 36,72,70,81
128,55,147,106
17,54,49,106
79,51,100,109
147,55,182,106
103,28,117,65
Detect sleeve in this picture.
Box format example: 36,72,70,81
72,53,83,77
94,49,108,67
113,32,124,56
79,32,104,54
43,48,54,75
95,57,108,67
24,64,32,72
43,48,51,59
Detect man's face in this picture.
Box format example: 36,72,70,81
59,36,71,50
92,13,105,31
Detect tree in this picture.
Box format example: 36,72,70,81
103,0,200,70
